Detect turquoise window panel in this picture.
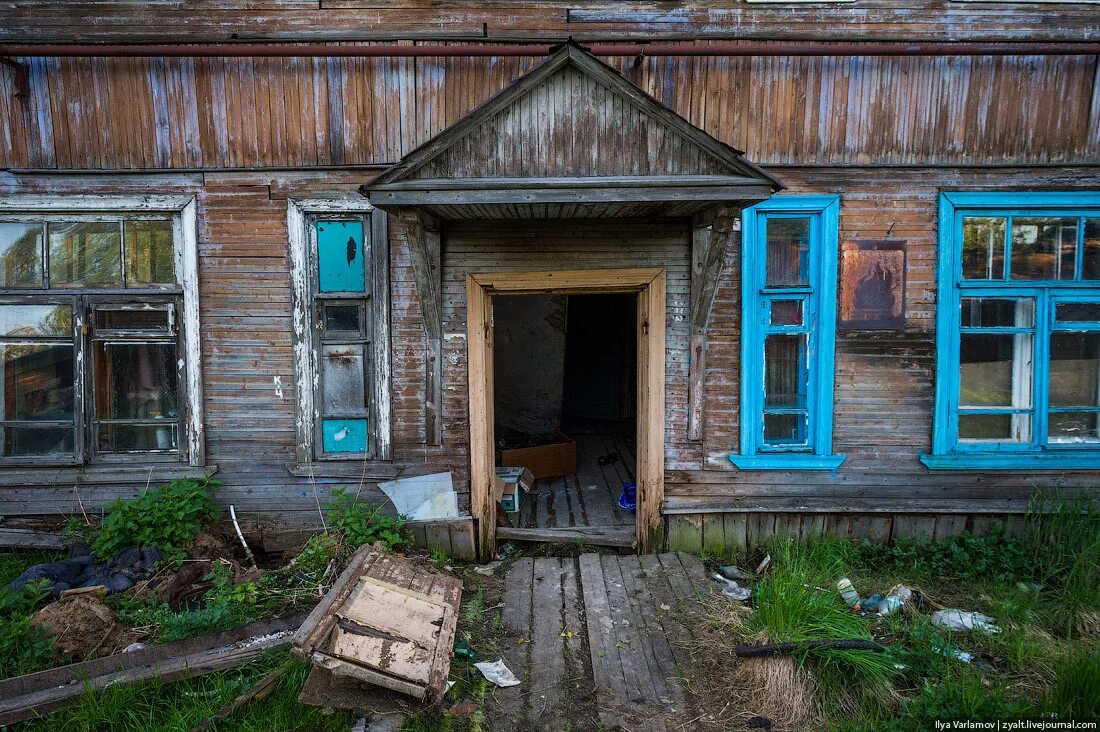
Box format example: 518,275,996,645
322,418,368,453
316,220,365,293
731,195,845,472
924,192,1100,471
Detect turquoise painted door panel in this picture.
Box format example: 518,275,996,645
322,418,368,453
316,221,365,293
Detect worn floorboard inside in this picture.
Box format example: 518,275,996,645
491,551,710,731
503,432,635,549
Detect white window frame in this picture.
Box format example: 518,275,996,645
0,194,206,467
287,197,391,465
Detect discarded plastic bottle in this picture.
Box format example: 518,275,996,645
837,578,860,607
878,595,903,617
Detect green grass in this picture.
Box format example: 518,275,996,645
13,650,355,732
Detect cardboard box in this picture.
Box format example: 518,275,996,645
494,467,533,513
500,437,577,480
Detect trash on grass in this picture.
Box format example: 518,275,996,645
931,609,1001,634
754,554,771,575
837,578,860,607
712,573,752,601
474,659,521,688
877,595,903,617
718,564,752,582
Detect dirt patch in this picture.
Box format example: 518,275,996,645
31,595,142,661
189,530,239,562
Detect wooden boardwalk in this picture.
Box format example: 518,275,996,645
491,552,711,732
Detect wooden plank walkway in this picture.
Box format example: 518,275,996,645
491,551,711,732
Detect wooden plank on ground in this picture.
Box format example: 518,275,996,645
577,553,629,731
599,554,660,705
618,555,679,708
498,557,533,729
0,615,304,726
496,525,635,547
559,558,588,701
529,558,567,730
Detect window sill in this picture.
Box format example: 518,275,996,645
728,453,846,471
920,452,1100,471
285,462,406,480
0,463,218,487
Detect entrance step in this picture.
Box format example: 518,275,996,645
497,525,636,548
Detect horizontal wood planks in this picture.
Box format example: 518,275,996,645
666,511,1031,554
3,46,1099,171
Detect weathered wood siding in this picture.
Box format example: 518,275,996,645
2,1,1097,42
3,52,1099,171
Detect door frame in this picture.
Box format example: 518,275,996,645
466,267,667,559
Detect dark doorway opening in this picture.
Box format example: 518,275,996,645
492,292,637,546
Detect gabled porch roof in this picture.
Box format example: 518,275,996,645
363,41,782,220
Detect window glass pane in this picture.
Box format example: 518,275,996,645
0,343,75,420
1048,413,1100,443
764,334,808,408
0,223,43,288
322,418,368,453
959,413,1031,442
962,217,1006,280
95,307,171,331
317,220,365,293
765,217,810,287
959,333,1033,409
960,298,1034,328
763,412,807,445
1083,219,1100,280
769,300,803,326
1054,302,1100,323
321,344,366,416
97,423,177,452
324,304,360,334
0,305,72,337
0,425,74,457
125,220,176,286
49,222,122,287
1049,333,1100,408
94,341,178,425
1010,217,1077,280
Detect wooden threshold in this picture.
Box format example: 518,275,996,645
496,525,637,548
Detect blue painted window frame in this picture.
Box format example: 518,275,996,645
730,195,845,471
923,192,1100,471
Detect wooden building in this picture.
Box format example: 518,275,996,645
1,3,1098,560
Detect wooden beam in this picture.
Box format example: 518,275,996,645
465,274,496,561
687,205,740,442
397,208,443,446
637,270,667,552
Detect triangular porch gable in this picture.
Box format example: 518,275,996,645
368,42,781,189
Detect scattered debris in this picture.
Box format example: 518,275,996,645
712,573,752,601
293,543,462,703
754,554,771,575
474,658,521,687
189,665,288,731
6,545,163,597
931,609,1001,634
378,472,460,521
228,504,258,569
836,578,860,607
30,594,142,660
718,564,753,582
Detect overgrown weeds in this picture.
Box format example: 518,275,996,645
0,578,58,678
684,494,1100,730
90,478,220,564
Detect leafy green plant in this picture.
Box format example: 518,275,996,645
0,579,57,679
327,489,411,552
92,478,220,563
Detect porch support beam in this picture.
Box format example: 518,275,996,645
397,208,443,446
688,204,740,442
